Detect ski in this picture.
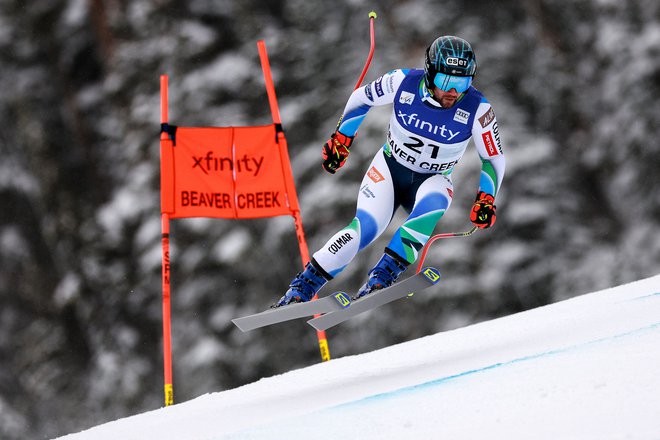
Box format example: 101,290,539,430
306,267,441,331
232,292,352,332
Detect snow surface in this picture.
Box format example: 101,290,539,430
56,275,660,440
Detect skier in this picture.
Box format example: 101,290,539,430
275,35,505,307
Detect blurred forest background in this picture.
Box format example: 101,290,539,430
1,0,659,438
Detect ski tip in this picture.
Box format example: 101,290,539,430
231,319,249,332
307,316,329,332
307,319,321,331
421,267,441,284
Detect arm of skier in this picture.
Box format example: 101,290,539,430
470,100,506,228
322,69,406,174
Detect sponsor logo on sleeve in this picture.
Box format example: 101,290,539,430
482,131,499,157
386,75,395,93
375,77,384,97
492,122,503,154
478,107,495,128
399,91,414,105
453,108,470,124
364,84,373,102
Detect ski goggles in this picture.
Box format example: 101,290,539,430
433,72,472,93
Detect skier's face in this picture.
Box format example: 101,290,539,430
432,87,461,108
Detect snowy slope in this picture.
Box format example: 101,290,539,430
56,275,660,440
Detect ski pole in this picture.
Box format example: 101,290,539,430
354,11,377,90
415,227,478,273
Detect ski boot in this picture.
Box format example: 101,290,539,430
354,251,409,300
273,260,331,307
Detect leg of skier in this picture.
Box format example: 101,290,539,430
356,172,453,298
275,151,396,306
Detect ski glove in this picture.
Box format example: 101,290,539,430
470,191,497,229
322,131,354,174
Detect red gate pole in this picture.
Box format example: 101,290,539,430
160,74,174,405
257,41,331,362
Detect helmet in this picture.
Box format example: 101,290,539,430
424,36,477,90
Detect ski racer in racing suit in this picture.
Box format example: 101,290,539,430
275,35,505,307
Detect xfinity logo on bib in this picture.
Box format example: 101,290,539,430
396,110,460,141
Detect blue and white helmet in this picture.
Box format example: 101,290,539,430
424,36,477,90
